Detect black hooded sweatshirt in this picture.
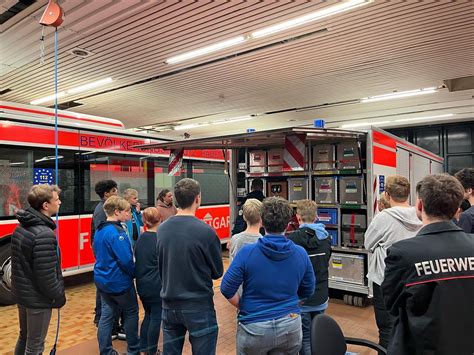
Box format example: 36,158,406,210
288,226,332,306
11,207,66,309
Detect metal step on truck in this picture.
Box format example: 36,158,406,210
140,125,444,305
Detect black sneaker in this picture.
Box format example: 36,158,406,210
111,328,118,340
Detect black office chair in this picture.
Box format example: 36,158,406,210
311,314,387,355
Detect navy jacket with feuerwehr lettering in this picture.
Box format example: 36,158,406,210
382,221,474,355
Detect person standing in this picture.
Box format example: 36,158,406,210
454,168,474,233
123,188,144,247
157,178,223,355
155,189,177,222
232,179,265,236
229,198,263,262
135,207,162,355
221,197,315,355
364,175,422,352
382,174,474,354
11,184,66,355
91,180,118,330
288,199,331,355
94,196,140,355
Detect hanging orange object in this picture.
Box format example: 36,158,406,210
39,0,64,27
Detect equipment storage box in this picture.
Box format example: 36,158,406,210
327,229,338,246
249,150,266,173
341,213,367,247
267,149,284,173
314,177,337,204
318,208,338,225
267,181,288,199
337,141,361,170
339,177,364,204
287,178,308,202
313,144,335,170
329,253,365,285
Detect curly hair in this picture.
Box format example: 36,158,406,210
261,197,292,234
454,168,474,191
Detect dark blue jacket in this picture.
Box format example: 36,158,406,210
134,231,161,302
221,234,315,324
93,221,135,294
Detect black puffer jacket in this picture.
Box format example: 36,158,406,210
11,207,66,309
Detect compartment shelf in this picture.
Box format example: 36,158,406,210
331,246,369,254
328,280,369,295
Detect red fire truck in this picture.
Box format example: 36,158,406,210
0,102,230,304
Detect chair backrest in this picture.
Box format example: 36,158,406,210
311,314,347,355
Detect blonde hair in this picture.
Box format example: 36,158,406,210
142,207,161,228
28,184,61,211
378,194,391,211
385,175,410,203
103,196,130,216
296,199,317,223
242,198,263,225
123,188,138,201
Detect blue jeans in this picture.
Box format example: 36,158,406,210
237,314,302,355
300,310,325,355
162,309,218,355
98,286,140,355
140,300,162,354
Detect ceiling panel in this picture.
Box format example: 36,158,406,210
1,0,473,139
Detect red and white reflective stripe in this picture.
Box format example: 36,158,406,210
168,148,184,176
373,176,378,214
283,134,306,171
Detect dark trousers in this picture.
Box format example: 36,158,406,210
373,283,394,353
300,310,325,355
140,300,162,354
162,309,218,355
98,286,140,355
14,306,52,355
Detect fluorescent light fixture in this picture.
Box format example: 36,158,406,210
30,77,113,105
341,120,391,128
9,162,25,166
361,87,437,103
211,116,253,125
174,123,211,131
166,36,246,64
67,77,113,94
31,92,66,105
394,113,454,123
251,0,369,38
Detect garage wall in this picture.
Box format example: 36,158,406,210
388,121,474,174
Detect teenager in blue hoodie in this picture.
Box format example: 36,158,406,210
221,197,315,355
94,196,139,355
123,188,144,248
288,200,331,355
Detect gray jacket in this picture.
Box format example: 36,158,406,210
365,207,422,285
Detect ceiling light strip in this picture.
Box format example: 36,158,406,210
361,87,438,103
165,36,246,65
31,78,114,105
251,0,370,38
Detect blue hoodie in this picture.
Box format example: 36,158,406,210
220,234,315,324
93,221,135,294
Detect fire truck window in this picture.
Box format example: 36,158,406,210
0,148,32,217
81,153,151,213
192,162,229,206
153,160,185,202
0,147,77,217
